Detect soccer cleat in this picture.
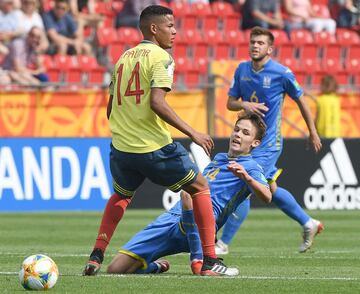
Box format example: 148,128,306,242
190,259,203,275
153,259,170,274
200,256,239,276
215,239,229,255
83,248,104,276
299,219,324,253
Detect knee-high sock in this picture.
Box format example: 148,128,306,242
272,187,310,226
94,193,131,253
192,189,216,258
220,198,250,245
182,209,203,261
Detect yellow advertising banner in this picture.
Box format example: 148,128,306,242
211,60,360,138
0,90,207,138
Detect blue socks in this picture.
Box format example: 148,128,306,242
182,209,203,261
220,198,250,245
272,187,310,226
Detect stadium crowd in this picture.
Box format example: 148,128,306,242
0,0,359,87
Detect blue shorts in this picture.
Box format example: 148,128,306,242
110,142,199,197
119,212,189,269
251,148,283,182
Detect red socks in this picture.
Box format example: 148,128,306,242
191,189,217,258
94,193,131,253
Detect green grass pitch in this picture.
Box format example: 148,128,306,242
1,209,359,293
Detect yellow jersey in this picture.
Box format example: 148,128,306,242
316,93,341,138
109,41,175,153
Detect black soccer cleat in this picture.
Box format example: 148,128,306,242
83,248,104,276
200,255,239,276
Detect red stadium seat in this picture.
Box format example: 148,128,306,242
290,29,313,45
336,29,360,45
271,29,289,45
322,58,344,74
345,58,360,74
293,71,306,85
94,1,114,17
322,44,341,60
42,55,61,82
235,44,250,61
313,31,336,46
280,57,300,71
109,43,126,64
96,27,117,47
194,30,223,58
347,44,360,60
211,1,234,16
223,30,246,45
117,27,142,46
276,43,295,59
299,44,319,60
194,3,218,31
170,1,192,29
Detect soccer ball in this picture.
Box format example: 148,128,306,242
19,254,59,290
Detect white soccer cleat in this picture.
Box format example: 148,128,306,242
299,219,324,253
215,239,229,255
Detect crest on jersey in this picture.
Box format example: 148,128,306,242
263,76,271,88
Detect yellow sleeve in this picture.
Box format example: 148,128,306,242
150,53,174,91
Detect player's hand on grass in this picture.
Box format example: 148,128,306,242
227,161,251,181
240,101,269,117
190,131,214,156
308,132,322,153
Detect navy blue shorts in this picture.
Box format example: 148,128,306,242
110,142,199,197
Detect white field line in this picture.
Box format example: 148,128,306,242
1,251,358,260
1,271,359,281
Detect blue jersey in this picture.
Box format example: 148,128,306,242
169,153,268,230
228,59,303,151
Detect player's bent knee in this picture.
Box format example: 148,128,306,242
107,253,140,274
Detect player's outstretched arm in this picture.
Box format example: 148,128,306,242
227,162,272,203
295,96,322,153
227,96,268,117
150,87,214,156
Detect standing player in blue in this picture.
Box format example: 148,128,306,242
105,113,271,275
215,27,324,255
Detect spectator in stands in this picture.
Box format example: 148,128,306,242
0,0,23,49
0,67,12,85
1,26,49,84
314,75,341,137
115,0,159,28
68,0,104,38
16,0,48,52
283,0,337,34
241,0,290,34
42,0,92,55
330,0,360,30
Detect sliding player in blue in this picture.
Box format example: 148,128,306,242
106,113,271,275
216,26,324,255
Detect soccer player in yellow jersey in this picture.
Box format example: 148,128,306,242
83,5,235,276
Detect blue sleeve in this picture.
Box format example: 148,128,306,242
65,14,77,35
228,66,242,98
282,68,304,101
247,165,269,194
42,13,56,31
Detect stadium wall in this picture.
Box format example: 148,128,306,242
1,88,360,138
1,138,359,212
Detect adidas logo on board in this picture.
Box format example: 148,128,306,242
304,138,360,210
